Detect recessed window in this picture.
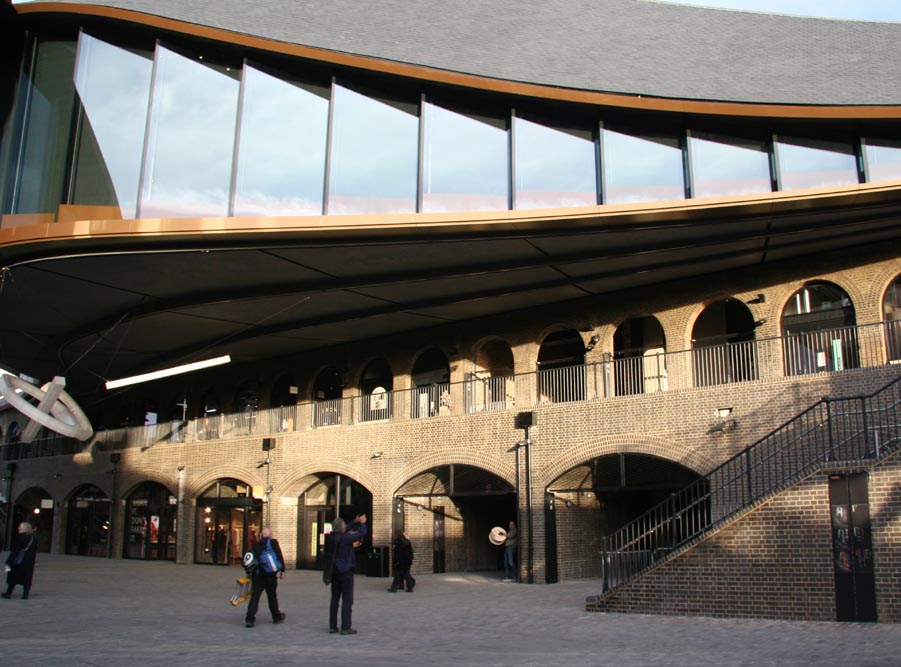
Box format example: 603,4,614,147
689,132,771,198
776,137,858,191
603,127,685,204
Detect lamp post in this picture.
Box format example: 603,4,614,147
261,438,274,527
108,454,120,559
513,412,535,584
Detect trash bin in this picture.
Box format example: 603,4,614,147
366,546,390,577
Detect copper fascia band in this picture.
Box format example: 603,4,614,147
16,2,901,120
3,181,901,256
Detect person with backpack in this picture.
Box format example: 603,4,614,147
244,527,286,628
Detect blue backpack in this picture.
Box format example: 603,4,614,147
259,539,282,574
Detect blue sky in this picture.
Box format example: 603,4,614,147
659,1,901,21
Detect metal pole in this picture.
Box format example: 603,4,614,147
514,442,520,581
525,425,533,584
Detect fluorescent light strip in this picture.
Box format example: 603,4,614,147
105,355,231,390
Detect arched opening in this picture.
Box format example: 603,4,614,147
411,348,451,418
883,274,901,361
546,454,704,582
613,316,666,395
537,329,586,403
296,473,373,572
197,388,221,440
467,339,515,412
691,298,758,386
13,487,53,552
124,481,177,561
269,374,297,433
395,465,515,575
66,484,111,557
782,282,859,375
313,366,343,428
359,358,393,422
194,478,262,566
235,379,262,435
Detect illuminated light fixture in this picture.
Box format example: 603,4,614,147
105,355,231,390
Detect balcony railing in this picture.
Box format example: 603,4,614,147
3,320,900,458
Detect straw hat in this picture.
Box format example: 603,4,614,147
489,526,507,546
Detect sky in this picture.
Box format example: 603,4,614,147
658,0,901,21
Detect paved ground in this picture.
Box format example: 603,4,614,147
0,554,899,666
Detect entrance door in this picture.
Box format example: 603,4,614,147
301,508,329,569
829,473,877,622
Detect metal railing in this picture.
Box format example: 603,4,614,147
3,320,900,460
598,374,901,594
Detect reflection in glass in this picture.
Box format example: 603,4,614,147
689,132,771,198
603,127,684,204
864,139,901,183
234,66,329,216
423,102,508,212
139,46,239,218
16,40,77,215
328,84,417,214
777,137,858,191
514,116,596,209
72,33,153,219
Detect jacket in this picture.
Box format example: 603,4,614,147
329,522,367,574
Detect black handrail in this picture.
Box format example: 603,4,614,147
598,373,901,595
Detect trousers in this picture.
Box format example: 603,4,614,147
329,570,355,630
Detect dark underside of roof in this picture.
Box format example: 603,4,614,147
2,189,901,397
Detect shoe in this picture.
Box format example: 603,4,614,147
273,612,286,624
386,587,397,593
1,593,11,599
329,628,339,634
406,589,414,593
502,578,512,582
340,628,358,635
245,620,254,628
21,595,28,600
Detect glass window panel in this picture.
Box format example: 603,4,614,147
16,40,77,215
864,139,901,183
776,137,858,191
603,128,684,204
689,132,771,198
327,84,417,215
234,65,329,216
423,102,508,213
72,33,153,219
514,116,596,209
139,46,239,218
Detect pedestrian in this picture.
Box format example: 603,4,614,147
327,513,367,635
244,527,287,628
503,520,518,582
3,522,38,599
387,528,415,593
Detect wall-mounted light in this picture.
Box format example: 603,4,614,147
371,451,383,459
585,334,601,353
747,293,766,304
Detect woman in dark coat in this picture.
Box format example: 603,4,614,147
387,529,415,593
3,521,38,599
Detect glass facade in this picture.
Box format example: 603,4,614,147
423,101,508,212
0,29,899,224
776,137,859,191
603,127,685,204
514,115,596,209
72,33,153,218
328,83,418,215
233,65,329,216
689,132,771,198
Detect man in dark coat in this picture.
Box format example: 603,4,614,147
387,528,415,593
327,513,367,635
3,522,38,600
244,527,286,628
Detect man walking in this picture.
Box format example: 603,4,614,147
327,513,367,635
245,527,287,628
503,520,518,582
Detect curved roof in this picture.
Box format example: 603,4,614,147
17,0,901,106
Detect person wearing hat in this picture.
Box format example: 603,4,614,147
503,520,518,582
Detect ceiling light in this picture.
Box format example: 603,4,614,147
105,355,231,390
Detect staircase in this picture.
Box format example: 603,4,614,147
589,373,901,604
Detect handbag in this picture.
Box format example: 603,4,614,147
12,536,34,567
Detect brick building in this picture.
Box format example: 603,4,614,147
1,0,901,622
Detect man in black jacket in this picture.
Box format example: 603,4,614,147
245,527,286,628
387,529,415,593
